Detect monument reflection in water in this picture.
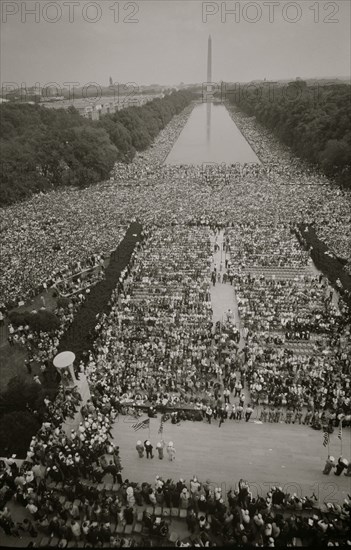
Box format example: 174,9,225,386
207,101,211,144
166,34,260,166
165,102,261,166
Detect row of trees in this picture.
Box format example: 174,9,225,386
0,376,57,457
228,82,351,189
0,91,194,206
296,223,351,307
0,310,60,457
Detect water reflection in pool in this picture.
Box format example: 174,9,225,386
165,102,261,166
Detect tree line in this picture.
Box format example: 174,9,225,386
0,91,194,206
227,82,351,189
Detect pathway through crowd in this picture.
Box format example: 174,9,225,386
209,230,251,401
210,230,240,328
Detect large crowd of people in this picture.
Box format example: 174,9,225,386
86,226,215,411
1,102,350,309
0,100,350,546
1,454,351,547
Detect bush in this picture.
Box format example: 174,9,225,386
8,310,29,327
0,410,41,458
1,376,44,414
8,309,60,333
57,297,70,308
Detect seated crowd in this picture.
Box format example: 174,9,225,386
86,227,216,410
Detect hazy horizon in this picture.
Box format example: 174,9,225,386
1,0,350,89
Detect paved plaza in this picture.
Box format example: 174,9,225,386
113,412,351,504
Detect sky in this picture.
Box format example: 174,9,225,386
1,0,350,89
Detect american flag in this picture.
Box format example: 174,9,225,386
323,429,329,448
337,420,343,440
132,418,150,432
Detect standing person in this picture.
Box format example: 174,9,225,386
233,326,240,344
260,406,268,422
285,409,293,424
144,440,153,459
334,457,349,476
236,404,243,421
234,380,242,398
304,408,313,425
136,440,144,458
226,309,233,323
156,441,165,460
223,387,231,404
114,455,123,484
105,460,119,483
218,407,226,428
275,407,282,423
323,456,335,475
239,393,245,408
190,476,201,495
205,406,213,424
245,404,254,422
167,442,176,461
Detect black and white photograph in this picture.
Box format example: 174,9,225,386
0,0,350,547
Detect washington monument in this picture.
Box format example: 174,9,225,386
207,34,212,84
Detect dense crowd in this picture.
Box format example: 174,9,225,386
1,102,350,311
225,224,309,268
221,228,351,417
86,227,215,410
1,454,350,547
0,100,350,546
0,209,126,309
77,224,350,436
226,106,351,266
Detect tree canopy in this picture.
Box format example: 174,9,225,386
0,91,194,206
228,83,351,189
